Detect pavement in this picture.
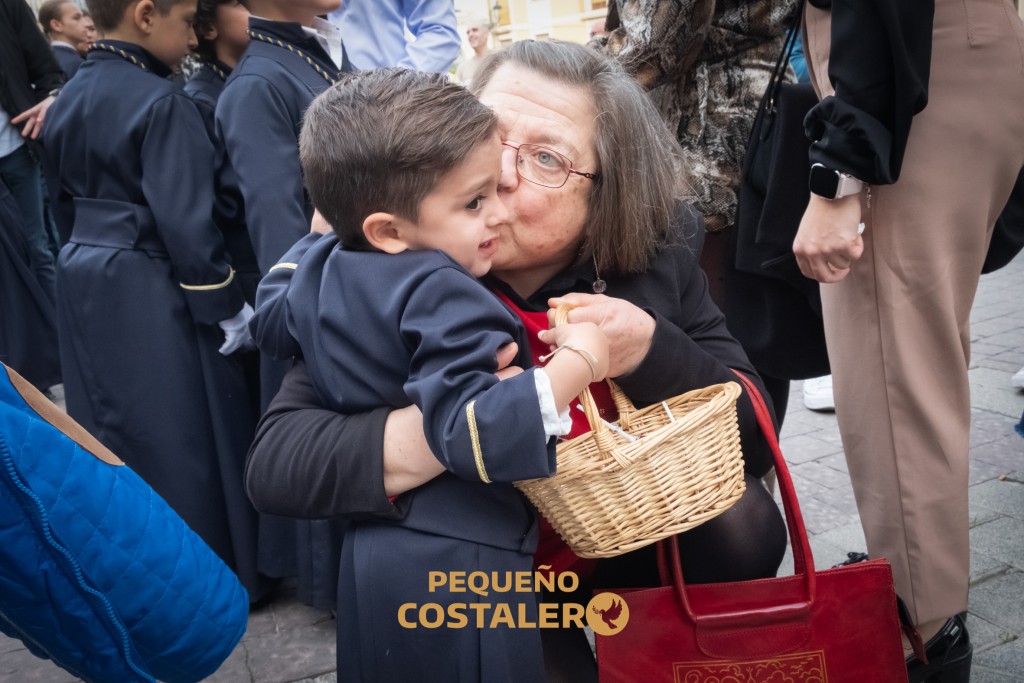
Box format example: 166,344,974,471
3,254,1022,683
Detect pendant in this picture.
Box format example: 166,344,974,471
592,278,607,294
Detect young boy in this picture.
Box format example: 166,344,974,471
42,0,268,599
38,0,90,79
251,69,608,682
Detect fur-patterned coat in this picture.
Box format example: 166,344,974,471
599,0,796,232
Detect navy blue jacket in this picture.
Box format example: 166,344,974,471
51,43,82,80
185,61,260,303
215,18,352,275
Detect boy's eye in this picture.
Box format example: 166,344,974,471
466,196,484,210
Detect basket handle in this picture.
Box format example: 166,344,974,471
550,304,639,432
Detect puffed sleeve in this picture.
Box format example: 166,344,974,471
141,93,244,324
216,73,310,273
804,0,934,184
402,267,556,483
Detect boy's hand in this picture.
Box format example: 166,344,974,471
538,321,610,382
12,96,56,140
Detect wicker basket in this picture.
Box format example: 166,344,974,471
515,370,746,559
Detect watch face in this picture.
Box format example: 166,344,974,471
809,165,840,199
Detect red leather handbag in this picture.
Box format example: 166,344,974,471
595,372,909,682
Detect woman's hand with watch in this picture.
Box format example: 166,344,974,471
794,165,866,283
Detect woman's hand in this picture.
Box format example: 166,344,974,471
793,193,864,283
547,293,655,378
382,342,522,497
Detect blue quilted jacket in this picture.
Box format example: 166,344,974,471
0,363,248,682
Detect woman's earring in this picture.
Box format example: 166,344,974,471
592,256,607,294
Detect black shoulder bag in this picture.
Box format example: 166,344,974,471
723,0,830,380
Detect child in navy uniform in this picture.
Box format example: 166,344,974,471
42,0,269,599
185,0,259,303
214,0,352,609
251,69,609,682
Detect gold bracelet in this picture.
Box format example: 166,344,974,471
539,343,599,382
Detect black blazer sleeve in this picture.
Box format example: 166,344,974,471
244,360,398,519
804,0,934,185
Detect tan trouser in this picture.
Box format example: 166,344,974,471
804,0,1024,626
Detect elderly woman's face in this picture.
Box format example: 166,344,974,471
477,63,598,296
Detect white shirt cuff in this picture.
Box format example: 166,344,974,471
534,368,573,438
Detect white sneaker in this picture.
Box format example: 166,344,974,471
802,375,835,412
1013,366,1024,390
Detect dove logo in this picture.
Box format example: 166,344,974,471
585,592,629,636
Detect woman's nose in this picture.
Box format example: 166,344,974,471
488,194,511,226
498,146,520,192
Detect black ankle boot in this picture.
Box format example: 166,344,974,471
905,613,972,683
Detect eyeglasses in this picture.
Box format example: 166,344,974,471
501,142,599,189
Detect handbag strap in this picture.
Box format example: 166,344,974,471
763,0,808,114
660,370,818,629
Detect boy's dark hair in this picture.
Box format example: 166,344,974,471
192,0,244,64
38,0,68,36
86,0,178,33
300,68,497,249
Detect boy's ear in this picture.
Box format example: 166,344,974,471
133,0,156,34
363,212,410,254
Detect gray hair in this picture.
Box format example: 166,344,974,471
470,39,689,276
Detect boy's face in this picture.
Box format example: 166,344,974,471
146,0,198,69
213,0,250,56
398,134,508,278
55,3,90,45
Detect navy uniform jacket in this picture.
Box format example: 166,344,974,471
215,18,352,275
185,61,260,304
254,233,557,488
214,21,353,610
51,43,83,79
253,233,551,683
42,41,267,596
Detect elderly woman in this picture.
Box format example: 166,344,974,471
246,40,786,682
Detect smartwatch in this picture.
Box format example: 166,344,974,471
808,163,864,200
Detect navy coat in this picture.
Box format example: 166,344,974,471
51,43,82,80
253,233,551,683
214,19,352,609
185,61,260,305
42,41,267,595
216,18,352,275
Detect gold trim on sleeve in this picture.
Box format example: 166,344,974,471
180,268,235,291
466,400,491,483
269,262,299,272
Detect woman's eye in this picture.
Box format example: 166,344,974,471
535,151,560,168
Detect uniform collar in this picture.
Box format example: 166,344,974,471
248,16,336,68
88,40,173,78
